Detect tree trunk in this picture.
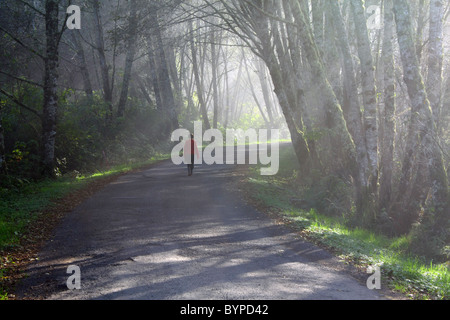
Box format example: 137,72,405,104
41,0,60,177
210,25,219,128
151,10,179,133
166,45,184,125
222,46,230,128
71,30,93,100
350,0,379,191
415,0,427,62
189,19,210,130
287,0,366,215
117,0,138,118
266,4,312,172
243,52,269,127
93,0,113,118
256,58,274,127
392,0,449,233
326,0,368,189
289,0,358,165
427,0,444,131
0,108,6,176
311,0,324,55
379,0,396,210
146,35,163,112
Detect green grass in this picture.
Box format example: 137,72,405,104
244,144,450,300
1,154,169,299
0,154,169,251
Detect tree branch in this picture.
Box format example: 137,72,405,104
0,70,44,88
0,88,42,120
57,0,72,47
0,26,44,60
17,0,45,16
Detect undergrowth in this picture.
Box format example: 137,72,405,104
243,144,449,300
0,154,169,299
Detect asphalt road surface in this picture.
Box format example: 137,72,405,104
18,153,384,300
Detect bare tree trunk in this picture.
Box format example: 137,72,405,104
229,52,244,126
146,35,163,112
379,0,396,210
222,46,230,128
415,0,427,62
287,0,366,215
210,25,219,128
427,0,444,131
136,75,154,108
117,0,138,118
166,45,184,125
243,51,269,127
392,0,449,233
0,108,6,176
289,0,358,164
41,0,60,177
70,30,93,100
93,0,113,118
256,58,274,127
350,0,379,191
189,19,210,130
181,50,196,125
266,4,312,172
311,0,324,55
326,0,368,189
151,10,179,133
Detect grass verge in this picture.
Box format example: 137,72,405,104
0,154,169,300
240,144,449,300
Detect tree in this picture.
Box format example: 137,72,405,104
392,0,449,234
0,105,6,176
189,18,211,130
326,0,369,190
350,0,379,192
0,0,67,178
379,0,396,211
41,0,62,177
92,0,113,119
117,0,138,118
69,30,94,100
426,0,444,131
210,22,220,128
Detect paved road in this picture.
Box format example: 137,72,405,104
18,156,384,300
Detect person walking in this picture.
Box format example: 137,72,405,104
184,133,200,176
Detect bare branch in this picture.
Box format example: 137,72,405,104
0,88,42,120
17,0,45,16
0,71,44,88
0,25,45,60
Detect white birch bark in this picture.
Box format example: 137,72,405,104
350,0,379,189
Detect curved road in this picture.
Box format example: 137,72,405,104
18,157,385,300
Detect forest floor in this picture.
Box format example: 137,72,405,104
4,153,402,300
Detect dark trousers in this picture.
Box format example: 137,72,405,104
187,154,194,175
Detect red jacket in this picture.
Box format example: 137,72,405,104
184,139,200,163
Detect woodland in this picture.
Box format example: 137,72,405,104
0,0,449,262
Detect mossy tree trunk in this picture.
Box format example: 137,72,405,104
392,0,449,234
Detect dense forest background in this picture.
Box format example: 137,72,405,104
0,0,449,262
